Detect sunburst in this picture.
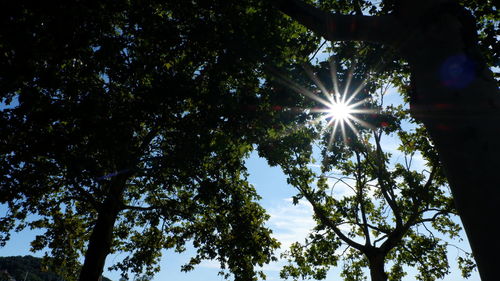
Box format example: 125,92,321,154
269,59,375,146
301,61,375,146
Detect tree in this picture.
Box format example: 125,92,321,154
0,1,317,281
258,59,476,280
271,0,499,279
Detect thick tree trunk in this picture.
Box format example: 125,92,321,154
409,59,500,281
78,179,125,281
368,254,388,281
420,83,500,281
78,199,121,281
400,4,500,280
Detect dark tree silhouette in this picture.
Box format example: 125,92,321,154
0,1,317,281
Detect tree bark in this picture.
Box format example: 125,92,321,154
274,0,500,280
367,253,388,281
398,3,500,281
78,177,126,281
419,78,500,281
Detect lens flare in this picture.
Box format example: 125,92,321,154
268,60,376,146
311,91,373,146
302,61,375,146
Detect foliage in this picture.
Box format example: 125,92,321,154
0,0,319,280
257,58,476,280
255,0,498,278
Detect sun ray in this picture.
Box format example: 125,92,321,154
347,114,376,130
328,119,340,149
273,71,332,107
303,64,334,102
342,62,357,101
346,79,368,105
329,59,341,99
347,97,373,110
344,117,360,138
340,119,348,143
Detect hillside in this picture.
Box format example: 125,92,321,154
0,256,112,281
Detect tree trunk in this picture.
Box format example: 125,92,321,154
410,65,500,281
400,4,500,280
368,254,388,281
421,83,500,281
78,180,125,281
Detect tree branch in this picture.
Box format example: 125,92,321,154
353,0,363,16
354,151,371,247
272,0,399,44
416,210,452,224
301,189,366,252
365,132,402,227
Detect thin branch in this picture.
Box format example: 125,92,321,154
354,151,371,247
324,175,357,194
353,0,363,15
416,210,452,224
373,233,389,246
447,242,472,254
285,164,367,252
421,222,436,240
368,132,402,227
309,39,328,62
340,245,351,257
300,185,366,251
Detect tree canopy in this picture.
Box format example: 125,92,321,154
0,1,316,280
254,57,477,280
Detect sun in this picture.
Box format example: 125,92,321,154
311,91,372,144
325,99,353,121
300,61,375,145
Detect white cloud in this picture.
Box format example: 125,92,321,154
265,196,360,257
325,177,356,199
198,259,221,269
306,163,322,169
266,198,315,251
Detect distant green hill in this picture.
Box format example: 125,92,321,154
0,256,112,281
